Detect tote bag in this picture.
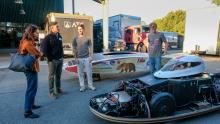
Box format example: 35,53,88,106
8,53,36,72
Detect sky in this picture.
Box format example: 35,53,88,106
64,0,216,23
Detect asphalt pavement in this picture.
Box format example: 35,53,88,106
0,52,220,124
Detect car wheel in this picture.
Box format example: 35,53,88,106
92,73,101,81
150,92,176,117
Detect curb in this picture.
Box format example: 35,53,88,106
0,66,8,70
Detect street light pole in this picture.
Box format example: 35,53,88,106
101,0,109,52
72,0,75,14
93,0,109,52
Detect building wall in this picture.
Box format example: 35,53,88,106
0,0,64,49
0,0,64,27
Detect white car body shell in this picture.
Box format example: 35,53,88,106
154,55,205,78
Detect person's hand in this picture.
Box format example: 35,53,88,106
163,50,168,56
75,59,79,64
89,57,93,63
40,52,44,57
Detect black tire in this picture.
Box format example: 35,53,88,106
92,73,101,81
136,42,147,52
213,73,220,79
150,92,176,117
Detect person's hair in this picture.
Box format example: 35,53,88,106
49,21,58,27
21,24,38,41
49,21,58,33
77,23,85,29
149,22,157,28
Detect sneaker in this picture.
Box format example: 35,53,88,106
49,93,58,99
80,87,86,92
32,105,41,110
24,111,40,119
88,85,96,91
57,88,67,95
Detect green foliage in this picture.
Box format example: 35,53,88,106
211,0,220,5
153,10,186,36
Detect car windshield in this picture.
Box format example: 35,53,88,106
161,60,186,71
161,60,202,71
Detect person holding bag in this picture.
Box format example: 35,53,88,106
18,25,42,118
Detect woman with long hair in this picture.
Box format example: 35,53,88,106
19,25,42,118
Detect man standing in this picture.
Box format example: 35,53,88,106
147,22,168,73
72,24,96,92
42,22,65,99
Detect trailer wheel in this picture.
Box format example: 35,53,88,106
92,73,101,81
150,92,176,117
136,42,147,52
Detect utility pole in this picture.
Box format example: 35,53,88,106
93,0,109,52
72,0,75,14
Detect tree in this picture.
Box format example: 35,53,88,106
211,0,220,6
154,10,186,36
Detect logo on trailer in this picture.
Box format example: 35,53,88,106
64,21,71,28
64,21,84,29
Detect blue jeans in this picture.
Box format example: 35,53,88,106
77,58,93,88
24,72,38,112
149,56,162,73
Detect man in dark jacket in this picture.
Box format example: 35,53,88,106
42,22,65,99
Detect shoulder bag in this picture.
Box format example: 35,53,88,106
8,53,36,72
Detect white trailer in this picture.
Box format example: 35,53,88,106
183,7,220,55
46,13,93,55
